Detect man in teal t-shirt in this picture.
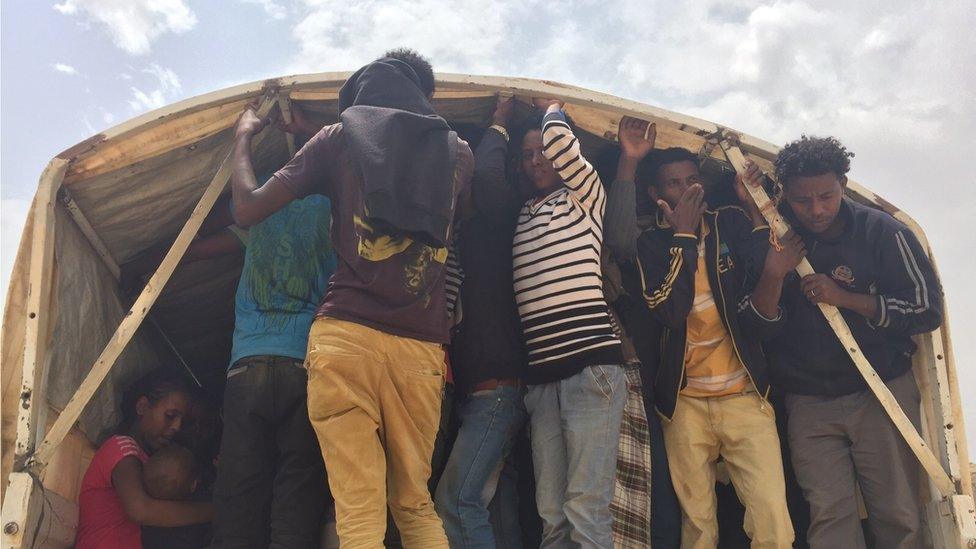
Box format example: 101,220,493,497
212,180,337,548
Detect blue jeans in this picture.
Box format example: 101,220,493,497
435,385,527,548
524,365,627,549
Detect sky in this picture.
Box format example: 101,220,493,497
1,1,974,450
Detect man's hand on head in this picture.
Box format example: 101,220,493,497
659,184,706,235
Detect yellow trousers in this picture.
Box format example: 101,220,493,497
663,391,794,548
306,317,449,549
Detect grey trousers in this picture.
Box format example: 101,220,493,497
785,372,923,549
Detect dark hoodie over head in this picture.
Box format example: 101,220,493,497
338,58,458,247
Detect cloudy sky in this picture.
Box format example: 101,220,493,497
1,1,974,448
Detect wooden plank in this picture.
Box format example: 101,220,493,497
65,98,252,183
29,94,279,471
0,472,44,548
926,496,976,549
935,259,973,498
58,72,777,187
15,159,69,464
277,95,297,156
718,137,956,498
58,188,120,280
0,472,77,549
57,187,202,387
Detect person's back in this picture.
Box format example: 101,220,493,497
228,48,473,549
273,123,470,343
211,179,336,547
230,193,335,365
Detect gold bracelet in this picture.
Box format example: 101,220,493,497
489,124,509,142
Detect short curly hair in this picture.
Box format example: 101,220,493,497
774,135,854,186
382,47,435,97
638,147,699,189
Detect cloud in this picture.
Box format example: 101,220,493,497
127,63,182,113
53,62,79,75
53,0,197,55
241,0,288,20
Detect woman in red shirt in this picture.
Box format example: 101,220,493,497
75,371,214,549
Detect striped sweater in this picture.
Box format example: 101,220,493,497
513,111,623,384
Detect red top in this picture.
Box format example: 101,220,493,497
75,435,149,549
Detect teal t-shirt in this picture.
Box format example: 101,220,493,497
229,193,336,366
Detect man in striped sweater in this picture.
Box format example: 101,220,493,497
514,99,626,548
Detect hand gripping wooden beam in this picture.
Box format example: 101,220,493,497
717,135,957,498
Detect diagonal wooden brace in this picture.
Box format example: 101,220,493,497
277,94,297,157
718,135,957,498
28,92,280,471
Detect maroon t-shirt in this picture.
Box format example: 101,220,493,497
272,123,473,344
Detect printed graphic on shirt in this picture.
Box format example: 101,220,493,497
717,241,735,274
243,197,333,332
352,213,448,307
831,264,855,286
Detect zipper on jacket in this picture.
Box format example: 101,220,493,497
712,217,767,410
660,327,682,424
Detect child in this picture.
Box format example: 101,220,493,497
141,444,212,549
75,371,213,549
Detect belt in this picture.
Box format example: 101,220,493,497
470,378,522,393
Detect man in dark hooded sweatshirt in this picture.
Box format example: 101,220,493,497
229,48,473,548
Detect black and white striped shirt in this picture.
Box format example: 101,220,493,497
513,112,622,384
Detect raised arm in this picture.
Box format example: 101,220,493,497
472,95,522,221
605,116,656,261
535,100,605,218
230,109,297,227
112,456,213,527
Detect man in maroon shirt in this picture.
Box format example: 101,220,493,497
229,49,473,548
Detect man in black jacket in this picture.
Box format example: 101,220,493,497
766,136,944,549
635,147,804,548
433,95,528,548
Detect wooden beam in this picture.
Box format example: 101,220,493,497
0,473,43,548
277,95,297,156
925,251,973,499
15,159,69,465
57,187,202,387
0,472,77,549
58,188,120,280
718,136,956,498
29,94,279,471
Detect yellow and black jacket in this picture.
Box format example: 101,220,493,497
636,206,781,420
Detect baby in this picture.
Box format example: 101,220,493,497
143,444,200,500
141,444,213,549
